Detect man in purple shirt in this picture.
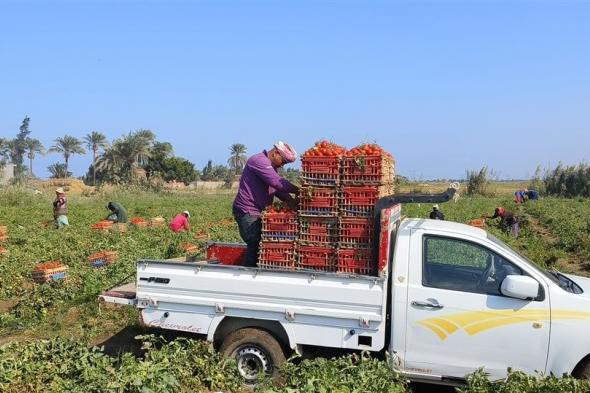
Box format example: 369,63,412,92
233,141,299,267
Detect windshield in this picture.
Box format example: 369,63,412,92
487,233,563,287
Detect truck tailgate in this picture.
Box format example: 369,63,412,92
99,282,137,306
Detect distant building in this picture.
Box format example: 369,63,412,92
0,164,15,185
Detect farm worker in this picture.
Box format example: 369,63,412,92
429,204,445,220
233,141,299,267
52,187,69,229
514,189,526,204
525,189,540,200
170,211,191,232
105,201,128,223
487,207,520,237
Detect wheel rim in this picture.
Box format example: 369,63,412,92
234,344,271,383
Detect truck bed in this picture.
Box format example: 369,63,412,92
120,260,388,351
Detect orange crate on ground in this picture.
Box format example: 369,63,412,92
0,235,8,242
301,156,340,186
91,220,114,231
262,211,298,241
32,262,68,283
341,155,395,185
468,219,486,229
338,217,374,246
339,184,394,217
259,241,296,270
0,225,7,235
299,186,339,217
298,217,338,244
181,243,200,255
297,245,335,272
149,217,166,228
130,217,148,228
337,248,373,275
88,251,118,268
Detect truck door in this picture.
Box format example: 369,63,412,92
404,230,549,381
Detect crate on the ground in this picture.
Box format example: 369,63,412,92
339,184,394,217
262,210,298,241
181,243,200,255
0,235,7,242
298,217,338,244
0,247,8,256
338,217,374,246
297,244,335,272
91,220,113,232
130,217,148,228
336,248,373,275
149,217,166,228
301,156,340,186
299,186,339,217
259,241,296,270
88,251,118,268
32,261,68,283
0,225,7,236
468,219,486,229
110,223,128,233
341,154,395,185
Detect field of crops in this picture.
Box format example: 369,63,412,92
1,186,590,392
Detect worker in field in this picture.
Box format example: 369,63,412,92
486,207,520,237
525,189,540,201
105,201,128,223
52,187,69,229
429,204,445,220
514,189,526,204
170,211,191,232
233,141,299,267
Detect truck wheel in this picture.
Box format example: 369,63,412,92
574,359,590,379
219,328,286,384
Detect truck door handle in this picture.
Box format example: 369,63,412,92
411,300,444,309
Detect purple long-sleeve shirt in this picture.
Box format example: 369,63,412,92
233,151,298,216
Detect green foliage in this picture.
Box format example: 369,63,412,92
47,162,72,179
544,163,590,197
228,143,247,174
201,159,231,181
466,167,492,196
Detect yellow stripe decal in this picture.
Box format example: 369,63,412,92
418,309,590,339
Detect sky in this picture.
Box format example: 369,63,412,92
1,0,589,180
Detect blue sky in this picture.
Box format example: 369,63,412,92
1,0,588,180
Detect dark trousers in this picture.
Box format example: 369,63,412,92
233,207,262,267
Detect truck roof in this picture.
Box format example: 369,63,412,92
400,218,488,239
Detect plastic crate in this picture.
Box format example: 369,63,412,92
88,251,118,268
336,248,373,275
0,235,7,242
468,219,486,229
91,220,114,231
130,218,148,228
299,186,339,217
298,217,338,244
301,156,340,186
339,185,394,217
262,211,298,241
259,241,296,270
207,242,247,265
149,217,166,228
338,217,374,246
181,243,200,255
0,225,7,235
341,155,395,185
297,245,335,271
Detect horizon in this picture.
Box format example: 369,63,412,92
1,1,588,180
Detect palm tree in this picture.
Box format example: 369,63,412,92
49,135,85,178
228,143,247,174
25,138,45,177
47,163,71,179
84,131,109,185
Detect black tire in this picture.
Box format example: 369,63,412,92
574,359,590,379
219,328,286,384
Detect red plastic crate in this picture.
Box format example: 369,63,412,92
339,217,374,246
297,245,335,271
206,242,247,265
259,241,296,270
262,211,298,241
299,217,338,244
88,251,118,268
341,155,395,185
337,248,373,275
339,185,394,217
299,186,339,217
301,156,340,186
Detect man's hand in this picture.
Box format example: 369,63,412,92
287,197,299,211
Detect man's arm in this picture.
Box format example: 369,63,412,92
183,217,191,231
250,160,298,193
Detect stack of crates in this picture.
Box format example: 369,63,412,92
0,225,7,242
259,209,297,270
337,148,395,275
298,151,343,272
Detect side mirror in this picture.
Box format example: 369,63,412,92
501,275,539,300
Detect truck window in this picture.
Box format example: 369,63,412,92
422,235,523,296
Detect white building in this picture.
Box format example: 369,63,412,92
0,164,15,185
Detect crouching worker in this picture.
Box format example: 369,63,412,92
53,187,69,229
170,210,191,232
232,141,299,267
486,207,520,237
106,201,128,223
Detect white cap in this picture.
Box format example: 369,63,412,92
433,204,439,210
183,210,190,217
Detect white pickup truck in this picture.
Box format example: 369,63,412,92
100,203,590,385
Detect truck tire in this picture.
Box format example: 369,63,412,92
219,328,286,384
574,358,590,379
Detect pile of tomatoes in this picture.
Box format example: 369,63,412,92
302,140,346,158
34,261,64,272
345,143,393,158
130,217,147,225
265,203,295,214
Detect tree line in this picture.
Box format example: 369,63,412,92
0,117,284,186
